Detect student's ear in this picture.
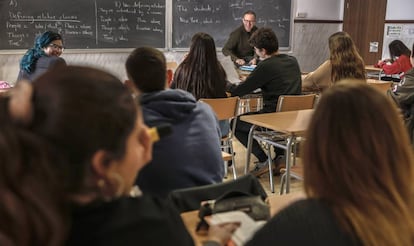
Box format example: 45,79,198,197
166,69,173,88
124,79,139,94
91,150,113,178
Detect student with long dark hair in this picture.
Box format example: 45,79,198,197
172,32,230,136
377,40,412,78
173,32,228,100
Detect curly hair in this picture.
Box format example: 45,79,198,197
249,27,279,55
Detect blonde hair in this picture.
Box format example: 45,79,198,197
303,80,414,245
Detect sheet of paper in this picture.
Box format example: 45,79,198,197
239,65,256,72
209,211,266,246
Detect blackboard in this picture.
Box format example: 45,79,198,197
0,0,166,49
172,0,292,49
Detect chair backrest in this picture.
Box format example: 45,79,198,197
167,174,267,213
200,97,240,121
367,79,393,94
276,94,317,112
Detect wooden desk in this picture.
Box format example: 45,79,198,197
367,79,393,94
181,192,306,246
241,109,314,193
365,65,382,79
365,65,382,72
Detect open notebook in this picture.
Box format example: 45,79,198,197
208,211,266,246
239,65,256,72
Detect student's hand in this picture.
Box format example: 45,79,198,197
235,59,246,66
206,222,241,246
249,58,257,65
375,60,385,68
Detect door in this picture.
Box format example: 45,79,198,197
343,0,387,65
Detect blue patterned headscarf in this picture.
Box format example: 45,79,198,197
20,31,63,73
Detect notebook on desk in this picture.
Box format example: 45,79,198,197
208,211,265,246
239,65,256,72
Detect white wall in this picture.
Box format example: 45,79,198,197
386,0,414,20
295,0,343,20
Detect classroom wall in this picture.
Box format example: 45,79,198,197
292,0,343,72
293,23,341,73
0,0,344,85
386,0,412,20
295,0,343,20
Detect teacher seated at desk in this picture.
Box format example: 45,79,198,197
227,27,301,177
16,31,67,83
222,10,258,66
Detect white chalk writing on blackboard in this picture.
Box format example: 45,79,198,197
1,0,166,49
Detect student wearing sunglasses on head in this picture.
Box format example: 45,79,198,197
17,30,66,83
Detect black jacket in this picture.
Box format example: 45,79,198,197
66,196,194,246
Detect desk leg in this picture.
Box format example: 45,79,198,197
285,136,293,194
266,145,274,193
245,125,257,175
